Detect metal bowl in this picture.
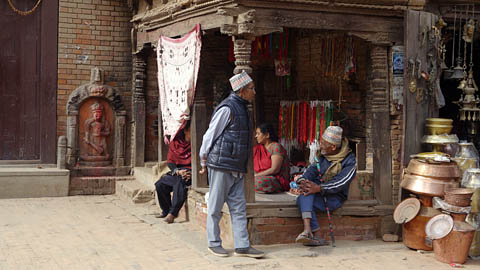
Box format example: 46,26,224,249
401,173,460,196
426,118,454,125
426,124,453,135
407,158,461,179
444,188,475,207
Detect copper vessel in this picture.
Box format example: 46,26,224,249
402,206,440,251
444,188,475,207
401,173,460,197
433,221,475,264
406,159,461,179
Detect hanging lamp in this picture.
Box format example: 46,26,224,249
444,7,457,79
451,6,466,80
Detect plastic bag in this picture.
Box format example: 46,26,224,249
432,196,472,214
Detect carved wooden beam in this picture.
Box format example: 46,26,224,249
218,8,256,36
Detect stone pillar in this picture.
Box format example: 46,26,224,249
191,98,208,189
115,111,127,167
233,38,253,74
131,53,147,167
370,45,392,204
57,136,67,169
66,111,79,167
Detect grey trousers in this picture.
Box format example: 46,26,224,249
207,168,250,249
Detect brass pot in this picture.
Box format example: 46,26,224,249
426,124,453,135
400,173,460,196
426,118,454,125
406,159,462,179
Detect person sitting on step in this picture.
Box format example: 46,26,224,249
155,121,191,224
295,126,357,246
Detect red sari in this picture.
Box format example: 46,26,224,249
253,142,290,193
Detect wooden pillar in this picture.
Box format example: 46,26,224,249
157,101,167,164
191,98,208,188
218,7,258,202
232,37,256,203
131,53,147,167
370,45,393,204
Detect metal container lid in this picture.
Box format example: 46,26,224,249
425,214,454,240
394,198,421,224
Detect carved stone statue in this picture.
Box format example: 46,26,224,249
81,101,111,162
88,67,108,96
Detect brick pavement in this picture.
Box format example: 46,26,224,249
0,195,479,270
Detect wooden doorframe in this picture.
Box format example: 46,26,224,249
401,10,439,170
39,0,58,164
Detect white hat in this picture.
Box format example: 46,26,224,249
322,126,343,146
229,71,253,92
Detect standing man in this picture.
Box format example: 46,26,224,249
199,71,264,258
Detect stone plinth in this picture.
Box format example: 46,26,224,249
186,189,388,246
0,167,69,198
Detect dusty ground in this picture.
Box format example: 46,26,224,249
0,195,479,270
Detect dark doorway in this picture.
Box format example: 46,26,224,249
0,0,57,163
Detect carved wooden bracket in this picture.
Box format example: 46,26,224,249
218,8,256,36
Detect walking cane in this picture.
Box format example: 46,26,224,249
314,157,336,247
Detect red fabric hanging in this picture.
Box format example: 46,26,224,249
320,105,324,139
302,102,306,144
311,106,316,143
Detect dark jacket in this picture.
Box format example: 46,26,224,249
206,93,251,173
302,152,357,201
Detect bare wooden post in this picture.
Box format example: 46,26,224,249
245,104,256,203
370,45,392,204
191,98,208,188
157,101,168,163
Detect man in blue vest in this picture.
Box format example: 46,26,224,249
199,71,264,258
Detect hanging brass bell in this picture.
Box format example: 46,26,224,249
451,65,465,80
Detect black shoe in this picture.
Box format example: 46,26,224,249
234,247,265,258
208,246,229,257
154,213,168,218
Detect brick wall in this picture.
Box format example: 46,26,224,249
57,0,132,149
187,191,381,246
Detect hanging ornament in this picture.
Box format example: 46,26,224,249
445,7,457,79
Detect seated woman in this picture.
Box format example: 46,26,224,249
254,123,291,193
155,121,191,224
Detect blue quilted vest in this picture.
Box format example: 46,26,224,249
206,93,251,173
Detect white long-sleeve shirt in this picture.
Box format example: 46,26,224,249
199,106,231,167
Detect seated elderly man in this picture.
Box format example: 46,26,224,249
294,126,357,246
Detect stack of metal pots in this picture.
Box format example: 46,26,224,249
400,158,461,250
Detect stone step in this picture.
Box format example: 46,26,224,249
0,167,69,199
116,179,155,204
70,176,135,196
132,166,159,190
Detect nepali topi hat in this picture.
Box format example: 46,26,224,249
322,126,343,146
229,71,253,92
